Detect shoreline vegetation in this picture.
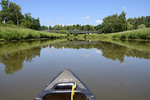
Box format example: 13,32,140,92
68,28,150,41
0,25,150,42
0,0,150,42
0,25,67,42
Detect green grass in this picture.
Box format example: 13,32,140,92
0,39,67,55
85,28,150,40
0,25,67,41
100,39,150,52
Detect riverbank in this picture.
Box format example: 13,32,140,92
0,39,67,55
68,28,150,41
0,25,150,42
0,25,67,41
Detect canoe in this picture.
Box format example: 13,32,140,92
34,69,96,100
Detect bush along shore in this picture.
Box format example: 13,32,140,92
0,26,67,41
85,28,150,41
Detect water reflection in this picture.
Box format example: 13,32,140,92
0,40,150,75
0,47,41,74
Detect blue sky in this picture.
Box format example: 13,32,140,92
3,0,150,26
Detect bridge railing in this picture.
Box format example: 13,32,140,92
46,30,98,33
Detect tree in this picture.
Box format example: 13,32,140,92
98,29,103,34
119,11,127,31
102,11,127,33
138,24,146,29
76,24,82,30
94,24,103,31
102,14,118,33
9,2,23,25
127,22,133,30
0,0,9,23
21,13,40,30
145,16,150,27
49,25,52,30
40,25,48,30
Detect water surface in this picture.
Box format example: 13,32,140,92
0,39,150,100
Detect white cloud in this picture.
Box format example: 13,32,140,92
45,20,52,24
80,54,90,58
96,50,102,54
96,20,103,24
58,24,64,26
122,6,127,12
81,16,90,20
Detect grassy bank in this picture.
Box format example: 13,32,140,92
86,28,150,40
0,25,67,41
0,39,67,55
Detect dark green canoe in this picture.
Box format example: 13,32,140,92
34,69,96,100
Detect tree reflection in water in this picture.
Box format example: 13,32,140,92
0,40,150,74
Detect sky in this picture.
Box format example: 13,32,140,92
3,0,150,26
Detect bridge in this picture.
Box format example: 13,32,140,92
46,30,98,34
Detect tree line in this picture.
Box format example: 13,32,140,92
0,0,40,30
0,0,150,33
43,12,150,34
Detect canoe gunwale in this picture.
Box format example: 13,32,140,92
34,69,96,100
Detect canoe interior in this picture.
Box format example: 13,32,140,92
43,93,87,100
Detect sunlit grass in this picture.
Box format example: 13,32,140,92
86,28,150,40
0,26,67,41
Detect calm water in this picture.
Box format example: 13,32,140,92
0,39,150,100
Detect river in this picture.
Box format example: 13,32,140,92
0,39,150,100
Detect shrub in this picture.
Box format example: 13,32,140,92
138,24,146,29
6,20,14,25
127,22,133,30
98,29,103,34
59,30,70,34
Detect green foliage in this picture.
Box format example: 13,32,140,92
5,20,14,24
138,24,146,29
51,24,96,31
98,29,103,34
8,2,23,25
40,25,48,30
94,24,103,31
59,30,70,34
0,0,9,22
21,13,40,30
0,25,66,41
85,28,150,40
127,22,133,30
127,16,150,29
0,1,40,30
102,11,127,33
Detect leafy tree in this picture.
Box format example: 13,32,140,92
21,13,40,30
49,25,52,30
127,16,150,29
102,11,127,33
52,24,64,30
5,19,14,24
0,16,2,22
8,2,23,25
0,0,9,23
76,24,82,30
145,16,150,27
40,25,48,30
119,11,127,31
138,24,146,29
94,24,103,31
127,22,133,30
98,29,103,34
102,14,118,33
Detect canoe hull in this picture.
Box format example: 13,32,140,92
34,69,96,100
